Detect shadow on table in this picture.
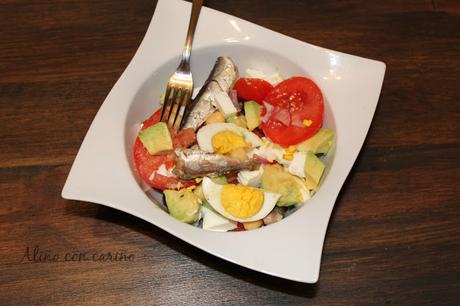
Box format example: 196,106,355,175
65,203,318,299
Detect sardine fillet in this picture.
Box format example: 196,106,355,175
210,56,239,92
182,56,238,130
173,148,259,180
181,81,221,130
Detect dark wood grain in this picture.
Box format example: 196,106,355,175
1,0,459,305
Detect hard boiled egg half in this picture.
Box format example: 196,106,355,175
202,177,281,222
197,123,263,154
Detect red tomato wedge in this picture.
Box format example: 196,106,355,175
261,77,324,147
133,108,196,190
234,78,273,103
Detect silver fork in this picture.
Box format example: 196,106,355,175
160,0,204,131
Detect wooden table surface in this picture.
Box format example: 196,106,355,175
1,0,459,305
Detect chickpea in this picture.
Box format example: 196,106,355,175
243,220,263,230
206,111,225,125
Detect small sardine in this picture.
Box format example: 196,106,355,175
209,56,239,92
173,148,259,180
182,56,238,130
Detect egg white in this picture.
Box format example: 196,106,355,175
249,138,291,165
202,177,281,222
237,167,264,187
288,152,307,178
245,68,283,86
197,123,263,153
201,206,237,232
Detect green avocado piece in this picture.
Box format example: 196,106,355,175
226,114,248,129
244,101,262,131
138,122,173,155
164,189,202,224
296,128,335,154
210,175,228,185
261,165,305,206
304,151,325,190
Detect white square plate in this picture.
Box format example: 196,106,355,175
62,0,385,283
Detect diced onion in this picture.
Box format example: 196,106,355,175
272,107,291,126
262,102,274,123
253,154,271,164
228,89,240,111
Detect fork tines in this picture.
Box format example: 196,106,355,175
160,86,192,131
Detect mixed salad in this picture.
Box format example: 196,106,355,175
134,56,334,231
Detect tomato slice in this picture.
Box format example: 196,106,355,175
261,77,324,147
133,108,196,190
234,78,273,103
172,127,196,149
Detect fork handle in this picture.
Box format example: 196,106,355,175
181,0,204,66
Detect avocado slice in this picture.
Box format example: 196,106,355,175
164,189,202,224
304,151,325,190
296,128,335,154
138,122,173,155
210,175,228,185
244,101,262,131
261,165,306,206
226,114,248,129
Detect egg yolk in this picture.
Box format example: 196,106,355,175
211,131,249,154
221,184,264,219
